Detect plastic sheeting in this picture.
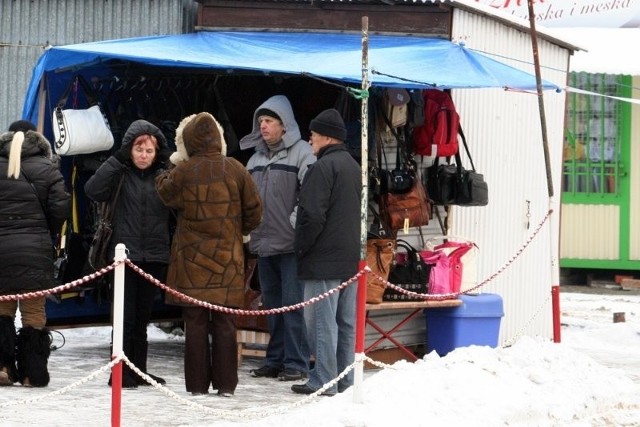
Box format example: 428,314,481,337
23,31,560,122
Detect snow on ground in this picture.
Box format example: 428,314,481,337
1,288,640,427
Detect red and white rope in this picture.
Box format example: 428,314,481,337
380,209,553,299
126,260,367,317
0,261,121,302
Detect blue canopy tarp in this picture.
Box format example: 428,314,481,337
23,31,559,123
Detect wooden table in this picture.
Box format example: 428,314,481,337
365,299,462,361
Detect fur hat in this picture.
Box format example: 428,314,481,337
3,127,54,179
309,108,347,141
170,114,196,165
171,112,226,165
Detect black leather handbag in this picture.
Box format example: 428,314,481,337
425,128,488,207
88,174,125,270
379,140,414,195
385,240,430,301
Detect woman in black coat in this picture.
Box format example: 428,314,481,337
85,120,173,388
0,120,71,387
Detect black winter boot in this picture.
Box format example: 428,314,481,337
107,340,138,389
16,326,52,387
0,316,18,386
134,339,166,386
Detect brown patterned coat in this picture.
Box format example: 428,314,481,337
156,113,262,308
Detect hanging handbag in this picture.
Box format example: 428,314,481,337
88,174,124,270
375,98,414,196
52,75,114,156
375,109,431,232
425,157,457,205
384,240,430,301
425,128,488,206
379,142,414,195
455,128,488,206
379,173,431,232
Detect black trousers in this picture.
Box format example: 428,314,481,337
112,262,166,373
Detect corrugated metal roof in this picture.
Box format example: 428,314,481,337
0,0,198,131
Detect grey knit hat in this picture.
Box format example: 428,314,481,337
256,108,282,122
309,108,347,141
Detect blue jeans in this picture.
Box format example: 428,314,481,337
303,278,356,393
258,254,309,372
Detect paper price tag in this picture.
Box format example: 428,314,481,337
403,218,410,234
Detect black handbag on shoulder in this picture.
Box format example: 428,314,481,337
88,174,125,270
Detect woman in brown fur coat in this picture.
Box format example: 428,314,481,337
156,112,262,396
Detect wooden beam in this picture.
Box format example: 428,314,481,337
197,1,450,36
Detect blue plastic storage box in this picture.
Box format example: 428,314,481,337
425,293,504,356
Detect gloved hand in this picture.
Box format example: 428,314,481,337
113,144,130,163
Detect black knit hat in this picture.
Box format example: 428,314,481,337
309,108,347,141
256,108,282,122
8,120,36,132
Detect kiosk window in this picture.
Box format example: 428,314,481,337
563,73,624,196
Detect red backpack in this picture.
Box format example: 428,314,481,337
411,89,460,157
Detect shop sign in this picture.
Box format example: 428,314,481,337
476,0,640,28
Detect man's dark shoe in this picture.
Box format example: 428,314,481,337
250,365,281,378
278,369,307,381
291,383,335,396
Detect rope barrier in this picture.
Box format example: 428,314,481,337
126,260,366,317
0,351,361,422
0,261,120,302
0,356,120,408
368,209,552,300
1,209,550,308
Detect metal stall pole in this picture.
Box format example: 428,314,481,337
354,15,370,405
111,243,127,427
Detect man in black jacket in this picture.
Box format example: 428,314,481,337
292,109,361,396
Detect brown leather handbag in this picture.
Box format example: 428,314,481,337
234,252,269,332
380,173,431,232
366,238,396,304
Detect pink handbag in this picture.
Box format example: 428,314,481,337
419,250,450,294
420,241,475,294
